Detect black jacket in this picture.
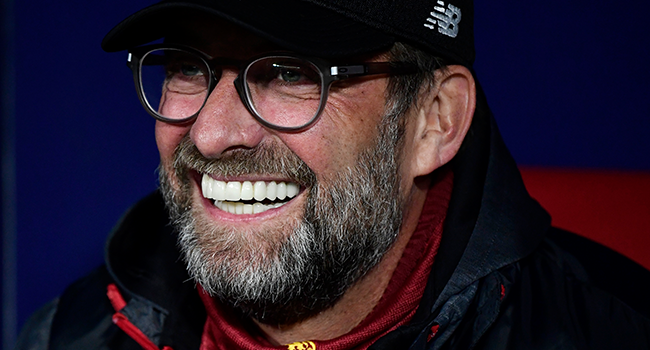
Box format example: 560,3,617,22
16,86,650,349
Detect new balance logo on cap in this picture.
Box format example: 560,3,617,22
424,1,462,38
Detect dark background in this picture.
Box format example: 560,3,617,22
2,0,649,348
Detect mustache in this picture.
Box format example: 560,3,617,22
172,137,317,187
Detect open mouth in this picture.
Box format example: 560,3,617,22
201,174,300,214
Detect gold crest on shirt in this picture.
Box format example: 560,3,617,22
286,341,316,350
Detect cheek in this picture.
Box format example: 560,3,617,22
155,120,192,165
277,83,388,177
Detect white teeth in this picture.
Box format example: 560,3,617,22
213,200,289,214
201,174,300,215
201,177,208,197
213,180,226,201
253,181,266,201
287,183,299,198
277,182,286,200
253,203,265,214
225,182,241,201
241,181,253,201
266,182,277,200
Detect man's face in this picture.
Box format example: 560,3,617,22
156,19,417,324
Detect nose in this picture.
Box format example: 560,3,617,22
189,70,266,158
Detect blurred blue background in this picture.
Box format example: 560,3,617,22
1,0,649,348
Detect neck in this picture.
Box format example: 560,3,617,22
253,178,430,345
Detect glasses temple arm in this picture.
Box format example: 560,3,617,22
330,62,419,78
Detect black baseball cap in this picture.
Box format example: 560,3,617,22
102,0,474,66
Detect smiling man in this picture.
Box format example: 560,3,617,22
16,0,650,349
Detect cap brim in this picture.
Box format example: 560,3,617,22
101,0,396,58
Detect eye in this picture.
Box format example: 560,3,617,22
180,63,203,77
274,64,307,83
245,57,322,91
277,66,302,83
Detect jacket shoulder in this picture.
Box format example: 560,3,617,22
49,265,117,350
18,265,142,350
477,228,650,350
545,227,650,318
15,298,59,350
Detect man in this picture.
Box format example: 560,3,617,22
16,0,650,349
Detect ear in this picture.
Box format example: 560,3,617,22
407,65,476,178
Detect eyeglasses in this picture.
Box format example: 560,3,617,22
127,44,419,131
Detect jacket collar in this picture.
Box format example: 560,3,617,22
104,191,206,350
408,79,551,330
435,82,551,310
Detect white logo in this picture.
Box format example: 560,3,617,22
424,1,461,38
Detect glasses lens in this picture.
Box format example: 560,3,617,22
140,48,210,121
244,57,323,128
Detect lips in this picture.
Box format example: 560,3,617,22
201,174,300,214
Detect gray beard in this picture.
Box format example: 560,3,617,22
159,115,406,325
